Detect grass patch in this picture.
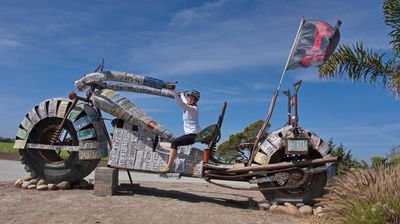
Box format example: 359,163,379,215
0,142,15,153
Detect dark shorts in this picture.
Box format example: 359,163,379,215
171,134,197,149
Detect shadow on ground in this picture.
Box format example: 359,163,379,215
117,184,260,210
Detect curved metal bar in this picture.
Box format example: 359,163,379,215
74,71,169,92
104,83,174,99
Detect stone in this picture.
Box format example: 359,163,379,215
79,179,89,189
87,179,94,185
37,180,47,186
14,179,23,188
296,203,305,208
258,202,271,211
314,206,325,217
22,181,30,189
299,205,313,215
22,176,33,181
27,184,37,189
284,202,299,216
270,205,287,212
48,184,58,190
36,185,48,190
56,181,71,190
28,179,38,185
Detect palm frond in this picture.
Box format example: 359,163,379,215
384,0,400,58
320,43,396,88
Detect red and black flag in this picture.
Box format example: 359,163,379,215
286,19,341,70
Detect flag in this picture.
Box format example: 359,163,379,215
286,19,341,71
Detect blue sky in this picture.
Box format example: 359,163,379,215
0,0,398,162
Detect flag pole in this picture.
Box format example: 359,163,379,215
278,17,305,90
248,17,305,166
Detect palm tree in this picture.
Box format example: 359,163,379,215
319,0,400,96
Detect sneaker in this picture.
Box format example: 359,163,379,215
159,166,171,173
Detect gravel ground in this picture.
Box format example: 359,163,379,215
0,180,313,224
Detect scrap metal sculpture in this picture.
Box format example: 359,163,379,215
15,59,338,204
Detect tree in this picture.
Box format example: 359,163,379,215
0,136,15,143
386,145,400,165
319,0,400,96
328,139,368,175
371,156,387,168
216,120,269,164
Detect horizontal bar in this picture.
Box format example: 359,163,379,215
26,143,80,151
224,156,339,174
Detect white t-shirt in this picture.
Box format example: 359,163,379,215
174,91,201,134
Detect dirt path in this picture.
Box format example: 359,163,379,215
0,181,311,224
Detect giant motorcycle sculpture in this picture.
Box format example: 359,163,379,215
14,60,339,204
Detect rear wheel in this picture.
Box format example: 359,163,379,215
258,149,327,205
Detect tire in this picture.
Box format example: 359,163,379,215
258,149,327,205
257,127,329,205
258,171,327,205
16,98,106,184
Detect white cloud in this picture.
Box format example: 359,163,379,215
128,2,295,76
169,0,226,28
0,38,23,47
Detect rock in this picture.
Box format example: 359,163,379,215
284,202,299,216
295,203,305,208
14,179,23,188
28,179,38,185
48,184,58,191
258,202,271,211
37,180,47,186
36,185,48,190
22,181,30,189
270,205,287,212
22,176,33,181
27,184,37,189
79,179,89,189
87,179,94,185
56,181,70,190
299,205,313,215
314,206,325,217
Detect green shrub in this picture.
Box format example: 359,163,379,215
317,165,400,224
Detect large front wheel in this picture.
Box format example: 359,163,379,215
19,117,99,183
16,98,107,184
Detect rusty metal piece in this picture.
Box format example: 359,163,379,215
248,89,279,166
224,156,338,174
205,178,307,192
283,89,291,125
50,97,79,145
